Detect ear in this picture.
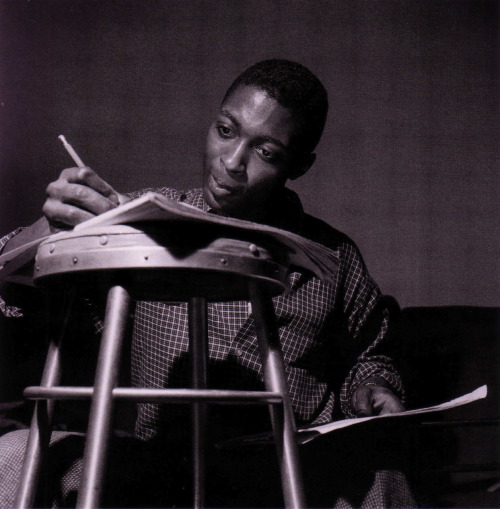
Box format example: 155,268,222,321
289,153,316,181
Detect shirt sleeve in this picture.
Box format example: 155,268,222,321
338,241,404,418
125,187,185,202
0,228,26,317
0,228,25,255
0,188,181,321
0,189,175,318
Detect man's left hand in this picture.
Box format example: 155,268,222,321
352,378,405,417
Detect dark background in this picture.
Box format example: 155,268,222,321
0,0,498,309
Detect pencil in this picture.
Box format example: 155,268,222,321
58,135,86,168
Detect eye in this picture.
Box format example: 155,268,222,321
216,124,234,139
255,146,278,162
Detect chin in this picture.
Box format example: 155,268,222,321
202,186,220,208
202,186,214,206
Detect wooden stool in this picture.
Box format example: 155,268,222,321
15,223,306,509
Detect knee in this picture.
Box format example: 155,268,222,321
0,430,30,508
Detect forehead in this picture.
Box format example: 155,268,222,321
221,85,296,144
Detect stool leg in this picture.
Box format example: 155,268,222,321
249,282,306,509
188,297,208,509
76,285,132,509
14,289,76,509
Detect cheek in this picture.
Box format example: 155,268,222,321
246,165,284,195
205,130,223,159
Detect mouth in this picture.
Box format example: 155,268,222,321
210,174,240,195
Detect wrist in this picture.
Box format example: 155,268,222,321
359,375,390,389
3,217,52,254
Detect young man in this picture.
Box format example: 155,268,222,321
0,60,416,507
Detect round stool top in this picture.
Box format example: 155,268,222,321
34,224,290,301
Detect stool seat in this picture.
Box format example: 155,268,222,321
34,224,289,300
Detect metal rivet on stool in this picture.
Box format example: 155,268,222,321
249,244,259,256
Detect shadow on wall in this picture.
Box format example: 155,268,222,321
399,305,499,418
398,306,500,508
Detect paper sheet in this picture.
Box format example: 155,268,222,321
0,192,340,284
74,192,340,283
298,385,487,444
0,235,51,282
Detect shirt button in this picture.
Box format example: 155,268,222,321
235,348,243,357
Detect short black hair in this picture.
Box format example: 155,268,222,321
224,59,328,154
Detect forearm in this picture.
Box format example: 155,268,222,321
336,244,405,417
341,359,404,418
1,217,51,255
340,302,404,417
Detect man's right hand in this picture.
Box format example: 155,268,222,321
42,167,127,233
1,167,128,255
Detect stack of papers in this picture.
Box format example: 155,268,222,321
0,192,340,284
216,386,488,448
299,385,487,443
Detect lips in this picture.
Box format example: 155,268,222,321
211,174,240,195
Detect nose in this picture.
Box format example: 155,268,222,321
220,141,246,175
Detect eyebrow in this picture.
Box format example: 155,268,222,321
220,109,288,151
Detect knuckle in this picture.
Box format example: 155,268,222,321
42,200,52,217
73,185,88,202
65,207,78,224
77,167,93,180
43,200,62,225
45,182,57,196
60,167,77,178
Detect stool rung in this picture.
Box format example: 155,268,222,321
24,386,283,404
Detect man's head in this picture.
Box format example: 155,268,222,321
203,59,328,220
224,59,328,155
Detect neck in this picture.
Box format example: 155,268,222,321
235,188,303,232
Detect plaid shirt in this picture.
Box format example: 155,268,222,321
0,187,403,441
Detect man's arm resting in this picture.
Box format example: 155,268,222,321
351,374,405,417
1,217,52,255
0,221,51,316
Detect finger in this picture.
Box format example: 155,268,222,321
43,198,95,229
117,192,131,205
352,386,374,417
47,181,118,216
377,396,405,415
371,389,405,415
61,167,120,205
63,183,118,215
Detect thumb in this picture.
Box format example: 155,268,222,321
352,386,374,417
